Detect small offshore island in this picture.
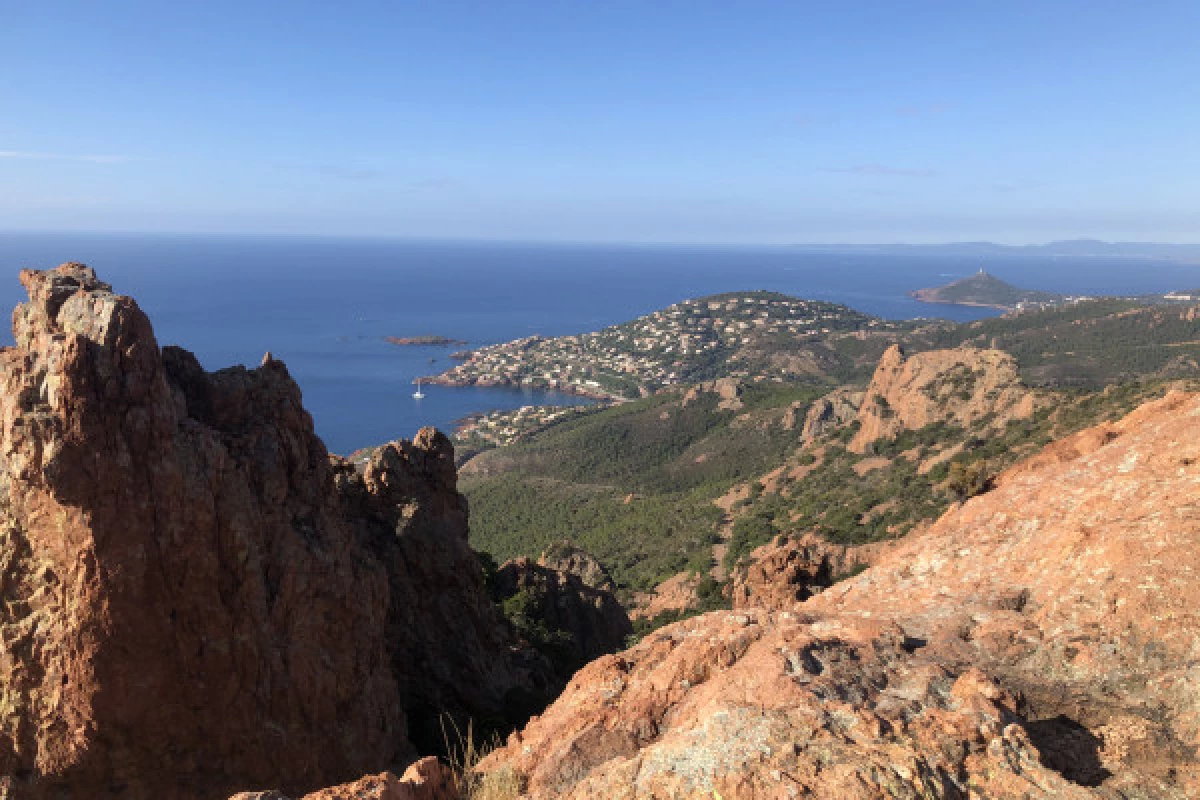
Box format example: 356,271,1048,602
384,334,468,346
910,269,1066,311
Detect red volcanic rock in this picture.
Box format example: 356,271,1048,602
629,571,700,620
792,386,861,440
230,758,457,800
0,265,538,798
726,533,872,611
332,430,552,755
480,390,1200,797
849,344,1033,453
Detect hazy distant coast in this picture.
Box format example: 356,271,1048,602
793,238,1200,264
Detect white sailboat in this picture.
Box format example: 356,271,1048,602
412,378,425,399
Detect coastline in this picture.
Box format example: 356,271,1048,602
907,288,1014,311
421,374,627,403
908,295,1013,311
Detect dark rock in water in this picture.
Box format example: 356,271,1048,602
384,335,467,346
0,264,544,798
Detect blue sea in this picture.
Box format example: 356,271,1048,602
0,233,1197,454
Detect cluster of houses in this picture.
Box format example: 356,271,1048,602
433,293,878,398
454,404,597,448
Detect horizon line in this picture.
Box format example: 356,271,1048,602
1,228,1199,250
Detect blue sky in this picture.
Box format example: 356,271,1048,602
1,1,1197,243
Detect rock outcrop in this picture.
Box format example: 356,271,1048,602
536,540,617,593
791,387,862,440
849,344,1033,453
480,390,1200,797
681,378,743,411
725,533,872,611
629,571,700,621
0,265,538,798
493,557,632,678
229,758,456,800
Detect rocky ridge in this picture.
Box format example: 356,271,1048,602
848,344,1034,453
480,390,1200,797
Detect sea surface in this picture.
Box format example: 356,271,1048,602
0,233,1197,454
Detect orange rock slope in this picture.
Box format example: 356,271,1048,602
481,390,1200,798
229,758,456,800
0,265,544,798
848,344,1033,453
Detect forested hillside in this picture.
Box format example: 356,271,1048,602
462,383,818,592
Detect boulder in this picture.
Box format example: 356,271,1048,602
726,533,871,610
228,758,457,800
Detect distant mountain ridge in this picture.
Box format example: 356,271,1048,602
792,238,1200,262
910,269,1063,309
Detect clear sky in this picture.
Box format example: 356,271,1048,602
1,1,1197,243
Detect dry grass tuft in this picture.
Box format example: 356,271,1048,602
440,716,524,800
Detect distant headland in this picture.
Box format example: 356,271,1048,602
910,269,1064,310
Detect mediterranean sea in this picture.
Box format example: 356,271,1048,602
0,233,1196,454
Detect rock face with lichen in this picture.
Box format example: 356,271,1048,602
479,390,1200,798
849,344,1033,453
0,264,538,799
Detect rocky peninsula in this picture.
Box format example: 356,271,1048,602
425,292,894,400
910,268,1066,310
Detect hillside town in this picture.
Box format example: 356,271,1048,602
426,291,886,399
454,403,603,448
